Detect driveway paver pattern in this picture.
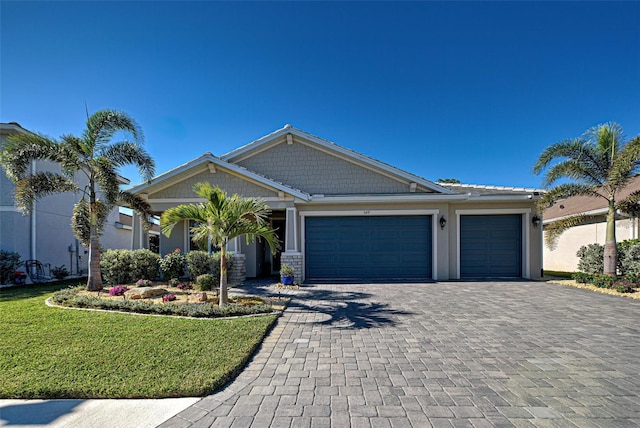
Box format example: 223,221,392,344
159,281,640,427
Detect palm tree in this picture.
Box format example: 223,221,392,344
534,122,640,275
0,110,155,290
161,183,280,305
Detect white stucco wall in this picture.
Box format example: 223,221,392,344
543,217,639,272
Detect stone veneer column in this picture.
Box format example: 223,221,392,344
281,253,303,283
227,237,245,285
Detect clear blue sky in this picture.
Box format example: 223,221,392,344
2,1,639,189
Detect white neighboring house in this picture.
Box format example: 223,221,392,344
0,122,142,282
542,175,640,273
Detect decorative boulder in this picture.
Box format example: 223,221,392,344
196,292,208,302
125,287,167,300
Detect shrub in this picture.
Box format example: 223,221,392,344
186,251,212,278
613,281,636,293
591,273,615,289
618,241,640,276
135,279,153,287
176,281,192,290
101,249,133,284
130,249,161,280
195,274,216,291
0,250,22,284
51,265,70,280
280,263,294,277
572,272,592,284
159,249,186,280
162,293,177,302
109,285,129,296
622,272,640,284
576,244,604,274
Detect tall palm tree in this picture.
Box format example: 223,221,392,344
0,110,155,290
534,122,640,275
161,183,280,305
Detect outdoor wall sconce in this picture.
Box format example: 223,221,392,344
439,216,447,229
532,215,541,228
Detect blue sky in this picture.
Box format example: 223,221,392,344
1,1,639,189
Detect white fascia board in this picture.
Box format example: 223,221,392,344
128,153,310,201
308,193,470,203
221,125,455,195
464,194,541,202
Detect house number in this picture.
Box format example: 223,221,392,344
363,210,370,214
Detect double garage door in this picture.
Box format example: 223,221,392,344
304,214,523,281
305,216,432,281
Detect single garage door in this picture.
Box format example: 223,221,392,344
305,216,432,281
460,214,522,278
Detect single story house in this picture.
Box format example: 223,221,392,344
543,175,640,272
128,125,543,282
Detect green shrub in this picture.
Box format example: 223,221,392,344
186,251,212,278
618,241,640,276
622,272,640,284
591,273,615,289
51,265,70,280
613,281,636,293
572,272,592,284
576,244,604,274
130,249,160,280
0,250,22,284
159,249,186,280
195,274,216,291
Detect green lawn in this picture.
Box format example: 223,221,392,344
0,281,277,399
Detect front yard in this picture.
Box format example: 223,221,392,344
0,282,277,399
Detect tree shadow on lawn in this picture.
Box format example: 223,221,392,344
289,286,415,330
0,281,79,302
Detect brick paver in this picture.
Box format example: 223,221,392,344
159,281,640,427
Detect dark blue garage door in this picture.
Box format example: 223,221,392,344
305,216,432,281
460,214,522,278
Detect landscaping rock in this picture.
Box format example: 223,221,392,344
125,287,167,300
197,292,208,302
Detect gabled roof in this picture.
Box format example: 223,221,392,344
128,152,311,201
221,124,456,195
543,175,640,221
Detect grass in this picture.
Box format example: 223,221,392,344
543,270,573,278
0,281,278,399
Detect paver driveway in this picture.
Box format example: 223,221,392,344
160,281,640,427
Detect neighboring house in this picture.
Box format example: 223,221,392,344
128,125,543,283
0,122,139,280
542,175,640,273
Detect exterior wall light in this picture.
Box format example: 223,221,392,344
439,216,447,229
532,215,541,228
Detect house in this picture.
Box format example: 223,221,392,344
128,125,543,283
0,122,141,280
542,175,640,272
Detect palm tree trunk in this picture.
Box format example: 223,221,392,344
219,246,228,306
604,201,617,276
86,201,103,291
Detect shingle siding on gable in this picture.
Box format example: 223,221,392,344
237,141,421,195
149,169,279,199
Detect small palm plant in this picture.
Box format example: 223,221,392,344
161,183,280,305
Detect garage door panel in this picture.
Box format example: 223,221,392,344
306,216,432,281
460,214,522,278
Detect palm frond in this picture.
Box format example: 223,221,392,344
544,214,594,249
13,172,77,213
533,138,608,187
585,122,623,163
536,183,604,213
94,158,120,204
618,189,640,218
610,135,640,188
84,110,143,150
101,141,156,180
0,133,59,180
540,159,603,188
71,199,109,246
161,204,209,237
118,191,154,231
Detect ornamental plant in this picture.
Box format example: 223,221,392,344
613,281,636,293
109,285,129,296
159,248,186,280
162,293,177,302
135,279,153,287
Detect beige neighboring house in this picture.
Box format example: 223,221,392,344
0,122,140,281
128,125,544,283
542,175,640,273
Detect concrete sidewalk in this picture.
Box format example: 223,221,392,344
0,397,199,427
